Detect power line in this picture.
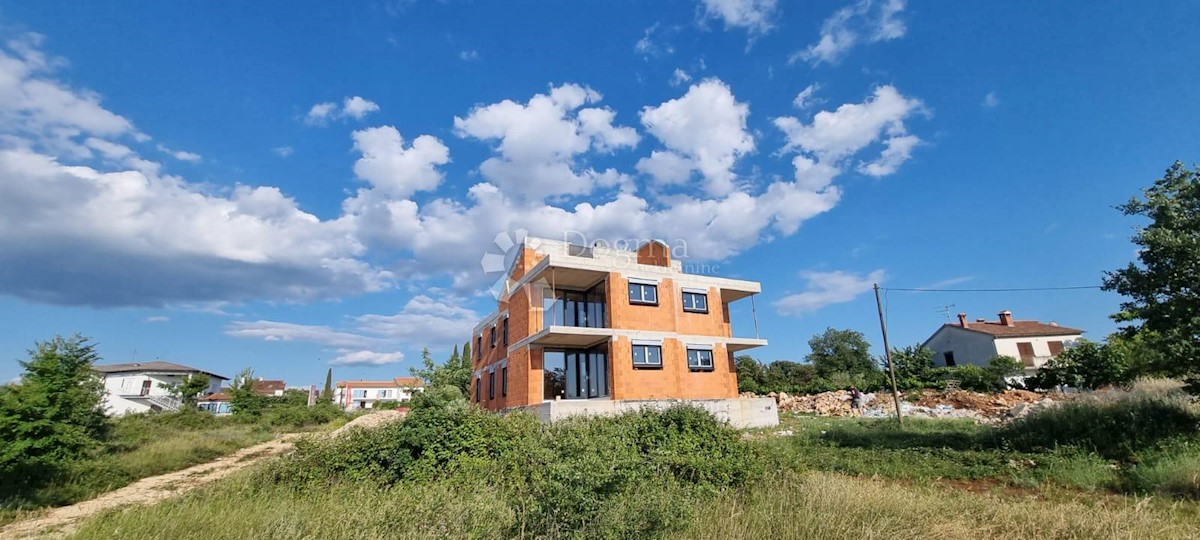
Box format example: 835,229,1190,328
882,285,1102,293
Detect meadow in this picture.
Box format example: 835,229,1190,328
66,385,1200,540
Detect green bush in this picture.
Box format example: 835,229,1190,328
999,394,1200,461
266,404,760,539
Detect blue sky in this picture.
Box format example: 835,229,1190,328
1,1,1197,385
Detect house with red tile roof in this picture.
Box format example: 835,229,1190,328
334,377,425,410
196,378,289,415
923,310,1084,372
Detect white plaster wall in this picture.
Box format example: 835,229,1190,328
994,335,1081,368
925,328,998,367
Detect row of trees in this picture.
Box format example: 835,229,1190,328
734,328,1023,395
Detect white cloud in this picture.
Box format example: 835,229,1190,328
670,68,692,87
700,0,778,35
343,96,380,120
982,91,999,108
775,269,885,316
304,97,380,125
775,85,924,172
331,350,404,367
0,36,391,307
635,24,675,59
273,146,294,157
791,0,907,66
459,50,479,61
637,79,754,195
918,276,974,290
143,315,169,323
304,102,338,126
856,134,919,177
352,126,450,198
453,83,638,200
156,144,201,162
792,83,823,110
228,295,476,366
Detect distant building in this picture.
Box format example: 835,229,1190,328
93,361,227,416
467,236,777,428
197,378,288,415
923,310,1085,372
335,377,425,410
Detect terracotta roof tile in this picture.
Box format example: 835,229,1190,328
945,320,1083,338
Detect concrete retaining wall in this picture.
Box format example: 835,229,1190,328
521,397,778,429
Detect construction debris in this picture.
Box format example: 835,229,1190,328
750,388,1057,422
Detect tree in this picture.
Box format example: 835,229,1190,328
0,335,109,488
1103,161,1200,386
160,373,210,406
461,340,472,365
733,355,766,393
888,345,939,389
805,328,878,378
228,367,266,416
763,361,817,393
1027,340,1130,391
410,347,471,396
321,368,333,402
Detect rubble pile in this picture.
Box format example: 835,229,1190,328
751,388,1057,422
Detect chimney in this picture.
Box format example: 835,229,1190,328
957,313,969,328
999,310,1015,327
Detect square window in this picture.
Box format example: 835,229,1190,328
632,344,663,368
687,349,714,371
628,282,658,305
682,291,708,313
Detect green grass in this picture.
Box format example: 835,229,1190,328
50,393,1200,539
0,409,344,526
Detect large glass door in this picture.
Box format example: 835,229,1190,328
543,347,609,400
542,284,607,329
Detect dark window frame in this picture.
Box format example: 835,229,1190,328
632,343,663,369
686,348,715,371
488,370,496,400
628,282,659,306
476,336,482,359
502,317,509,345
682,291,709,313
501,365,508,396
943,351,956,367
474,377,481,402
490,326,497,347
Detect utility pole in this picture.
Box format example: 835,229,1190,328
874,283,903,425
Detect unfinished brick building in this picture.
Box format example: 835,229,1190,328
469,237,777,427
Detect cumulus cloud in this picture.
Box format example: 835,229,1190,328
774,85,924,186
791,0,907,66
634,24,675,59
352,126,451,198
0,36,391,307
775,269,885,316
637,79,754,195
699,0,779,35
156,144,201,163
453,83,638,200
304,96,380,125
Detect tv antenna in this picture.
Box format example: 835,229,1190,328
934,304,956,320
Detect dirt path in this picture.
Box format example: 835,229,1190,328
1,433,304,539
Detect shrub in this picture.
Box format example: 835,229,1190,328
999,394,1200,461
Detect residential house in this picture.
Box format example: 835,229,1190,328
93,361,226,416
923,311,1085,372
197,378,288,415
335,377,425,410
468,237,777,428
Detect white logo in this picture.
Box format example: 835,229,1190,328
479,230,539,299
